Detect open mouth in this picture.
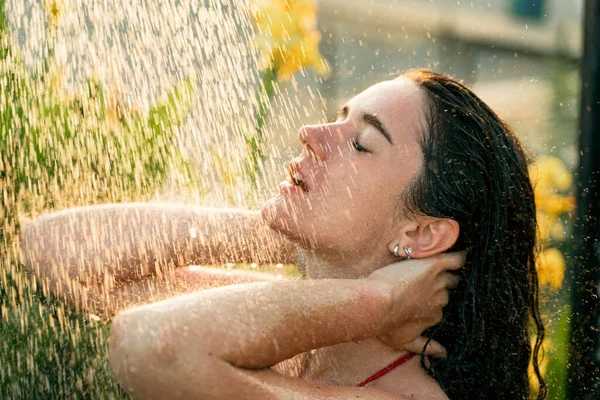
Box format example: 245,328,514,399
288,164,309,192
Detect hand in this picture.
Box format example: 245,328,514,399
367,252,464,348
383,335,447,358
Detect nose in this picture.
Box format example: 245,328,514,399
298,124,334,160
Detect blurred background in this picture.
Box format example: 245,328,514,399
272,0,582,165
0,0,583,398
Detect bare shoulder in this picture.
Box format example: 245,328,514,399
201,360,410,399
374,357,448,400
270,354,441,400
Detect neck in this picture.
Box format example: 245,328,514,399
303,247,396,279
299,248,411,385
291,247,422,389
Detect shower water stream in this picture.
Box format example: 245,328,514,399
0,0,311,396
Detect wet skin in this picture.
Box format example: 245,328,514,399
108,78,460,399
21,77,462,399
263,78,457,280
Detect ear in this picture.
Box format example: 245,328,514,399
389,217,460,259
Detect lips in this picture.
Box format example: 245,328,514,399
288,162,309,192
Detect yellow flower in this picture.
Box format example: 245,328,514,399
529,156,575,242
44,0,67,28
530,156,572,189
250,0,329,80
536,248,565,290
550,220,566,241
544,194,575,215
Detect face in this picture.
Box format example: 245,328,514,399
262,77,427,263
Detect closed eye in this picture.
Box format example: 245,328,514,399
350,138,369,153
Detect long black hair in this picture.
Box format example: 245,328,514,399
402,70,546,399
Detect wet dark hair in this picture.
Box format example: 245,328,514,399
401,70,546,399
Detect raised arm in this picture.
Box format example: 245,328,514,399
109,253,463,399
19,203,298,315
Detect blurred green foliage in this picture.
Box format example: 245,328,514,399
0,1,198,397
545,305,570,400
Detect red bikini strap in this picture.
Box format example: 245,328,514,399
356,353,416,387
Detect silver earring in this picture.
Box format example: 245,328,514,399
404,247,413,260
392,244,400,257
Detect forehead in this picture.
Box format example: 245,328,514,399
347,77,427,144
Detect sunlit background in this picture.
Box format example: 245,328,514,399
0,0,582,398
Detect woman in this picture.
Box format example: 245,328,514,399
20,70,546,399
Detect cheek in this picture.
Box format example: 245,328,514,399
327,182,397,231
319,161,398,209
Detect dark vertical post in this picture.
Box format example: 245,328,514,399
568,0,600,398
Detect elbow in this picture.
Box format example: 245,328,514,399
109,305,220,398
109,308,183,398
18,221,60,297
18,220,38,274
109,310,159,396
18,219,59,287
109,312,137,393
19,218,93,311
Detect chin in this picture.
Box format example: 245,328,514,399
262,189,367,254
261,194,319,249
262,195,297,234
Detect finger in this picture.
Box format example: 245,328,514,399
378,324,420,350
401,336,448,358
435,251,466,272
432,309,444,325
436,290,449,308
423,338,448,358
443,272,461,289
399,336,426,354
434,272,460,291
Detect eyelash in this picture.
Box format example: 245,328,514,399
351,138,368,153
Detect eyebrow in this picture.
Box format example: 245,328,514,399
338,106,393,145
363,112,393,144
